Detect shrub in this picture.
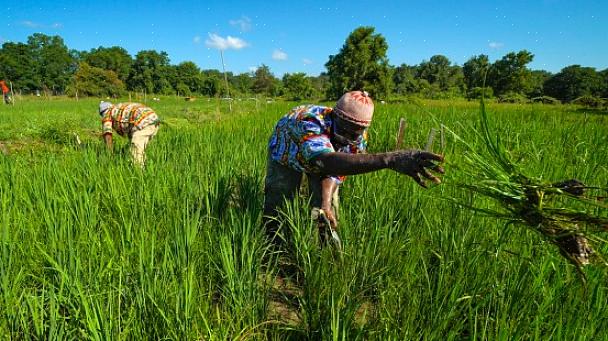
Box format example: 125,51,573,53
572,96,605,108
530,96,561,105
497,92,528,103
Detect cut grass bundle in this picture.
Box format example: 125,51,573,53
443,100,608,275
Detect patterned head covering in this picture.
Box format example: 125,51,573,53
99,101,113,115
334,90,374,127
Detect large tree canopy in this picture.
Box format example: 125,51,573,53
488,50,535,96
82,46,132,82
325,26,393,100
27,33,75,94
544,65,604,102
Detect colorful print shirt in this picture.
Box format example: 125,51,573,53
102,103,160,137
268,105,367,182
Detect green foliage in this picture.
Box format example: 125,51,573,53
530,96,561,105
175,61,203,94
489,50,535,97
571,95,605,108
68,62,125,97
325,26,393,100
231,72,254,96
0,42,40,92
0,98,607,338
466,87,494,100
417,55,464,94
281,72,316,101
252,64,280,97
392,64,419,95
127,50,171,94
497,91,529,103
544,65,604,102
27,33,76,94
463,54,490,90
82,46,133,82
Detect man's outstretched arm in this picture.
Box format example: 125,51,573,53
313,150,445,188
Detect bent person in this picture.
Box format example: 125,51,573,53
263,90,444,246
99,101,161,167
0,80,11,104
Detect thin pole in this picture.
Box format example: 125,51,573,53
219,49,232,112
425,128,437,152
9,81,15,105
396,117,407,150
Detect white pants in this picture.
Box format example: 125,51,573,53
130,124,159,167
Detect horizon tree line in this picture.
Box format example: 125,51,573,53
1,29,607,104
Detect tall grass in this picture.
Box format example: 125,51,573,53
0,97,607,339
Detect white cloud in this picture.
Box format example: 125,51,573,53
229,16,252,32
193,36,201,44
248,66,258,73
489,41,504,49
20,21,62,29
272,49,288,61
302,58,313,65
205,33,249,50
21,20,41,28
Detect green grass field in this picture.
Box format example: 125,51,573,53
0,96,607,339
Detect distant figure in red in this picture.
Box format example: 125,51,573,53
0,81,10,104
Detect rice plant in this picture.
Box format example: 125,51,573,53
443,99,608,274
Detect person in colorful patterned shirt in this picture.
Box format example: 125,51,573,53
99,101,160,167
264,90,445,247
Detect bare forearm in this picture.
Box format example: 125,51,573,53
320,177,338,209
103,133,113,150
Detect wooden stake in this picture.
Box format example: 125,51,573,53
425,128,436,151
9,81,14,105
440,124,445,152
396,117,407,150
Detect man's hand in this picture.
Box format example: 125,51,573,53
320,206,338,230
387,150,445,188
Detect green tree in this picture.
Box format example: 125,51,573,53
69,62,125,97
231,72,254,96
488,50,534,96
127,50,171,94
392,64,420,95
282,73,316,101
600,69,608,98
252,65,280,96
82,46,132,82
28,33,75,94
543,65,604,102
200,70,223,97
528,70,552,98
325,26,393,100
0,42,40,92
463,54,490,90
175,61,203,94
310,73,330,99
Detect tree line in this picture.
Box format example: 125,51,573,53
1,28,607,105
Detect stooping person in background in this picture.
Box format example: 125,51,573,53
99,101,161,167
263,90,445,248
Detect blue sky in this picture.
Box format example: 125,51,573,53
3,0,607,76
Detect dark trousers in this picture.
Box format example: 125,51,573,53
262,157,339,239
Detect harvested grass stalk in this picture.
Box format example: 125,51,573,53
444,100,608,274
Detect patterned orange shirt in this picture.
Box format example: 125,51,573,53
102,103,160,137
